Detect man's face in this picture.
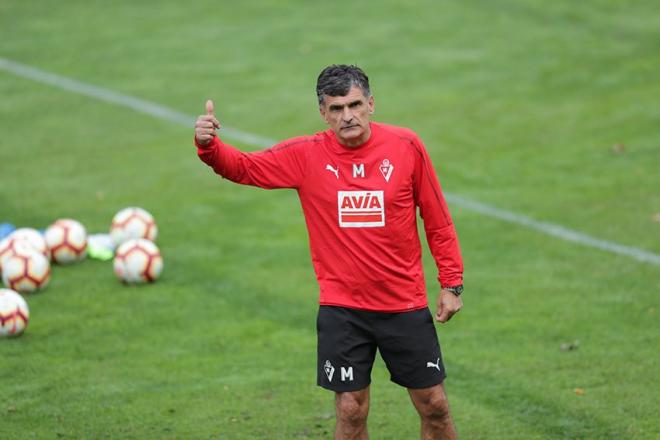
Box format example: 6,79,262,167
319,85,375,147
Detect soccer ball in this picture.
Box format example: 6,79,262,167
8,228,49,258
0,239,37,276
110,207,158,246
0,288,29,337
2,249,50,293
113,238,163,284
45,219,87,264
0,237,20,275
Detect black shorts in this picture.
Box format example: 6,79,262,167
317,306,446,392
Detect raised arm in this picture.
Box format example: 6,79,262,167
194,100,308,190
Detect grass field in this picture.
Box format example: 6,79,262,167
1,0,659,438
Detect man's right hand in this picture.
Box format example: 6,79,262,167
195,99,221,147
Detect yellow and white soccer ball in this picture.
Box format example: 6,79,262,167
0,288,29,337
45,219,88,264
113,238,163,284
5,228,49,259
110,207,158,246
1,247,51,293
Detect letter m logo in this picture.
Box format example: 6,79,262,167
341,367,354,382
352,163,365,178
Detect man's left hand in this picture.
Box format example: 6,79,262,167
435,289,463,323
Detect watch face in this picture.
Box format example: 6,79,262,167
446,285,463,295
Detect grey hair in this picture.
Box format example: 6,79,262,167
316,64,371,105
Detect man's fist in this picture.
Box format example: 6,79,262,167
195,99,221,147
435,289,463,323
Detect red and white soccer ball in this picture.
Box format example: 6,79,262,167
0,237,24,276
1,247,50,293
0,231,47,275
45,219,88,264
1,240,39,276
110,207,158,246
113,238,163,284
0,288,30,337
7,228,49,258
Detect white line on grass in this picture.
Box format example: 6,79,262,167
0,57,274,148
1,56,658,266
445,194,660,265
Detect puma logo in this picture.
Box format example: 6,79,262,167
426,358,441,372
325,164,339,179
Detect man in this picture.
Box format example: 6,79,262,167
195,65,464,439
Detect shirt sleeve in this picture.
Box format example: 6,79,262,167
411,136,464,288
196,136,308,189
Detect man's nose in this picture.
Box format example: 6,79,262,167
342,107,353,121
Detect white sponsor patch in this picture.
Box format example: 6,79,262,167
338,191,385,228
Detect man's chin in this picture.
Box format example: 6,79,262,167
337,129,367,146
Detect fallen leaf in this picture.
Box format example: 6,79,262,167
611,143,625,154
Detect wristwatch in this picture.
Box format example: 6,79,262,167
443,285,463,296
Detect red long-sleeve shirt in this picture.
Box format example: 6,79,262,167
197,122,463,312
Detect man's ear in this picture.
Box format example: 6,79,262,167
319,105,328,124
368,95,375,114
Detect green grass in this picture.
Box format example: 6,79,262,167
1,0,659,438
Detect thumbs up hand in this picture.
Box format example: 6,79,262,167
195,99,221,147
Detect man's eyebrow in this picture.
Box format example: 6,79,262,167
329,100,363,110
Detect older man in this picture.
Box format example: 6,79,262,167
195,64,464,439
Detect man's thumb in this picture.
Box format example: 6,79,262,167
206,99,214,116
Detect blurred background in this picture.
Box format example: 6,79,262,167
1,1,658,438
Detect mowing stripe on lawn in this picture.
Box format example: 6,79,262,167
1,56,658,266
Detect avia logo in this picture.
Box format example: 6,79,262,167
426,358,442,372
324,360,335,382
338,191,385,228
325,164,339,179
379,159,394,182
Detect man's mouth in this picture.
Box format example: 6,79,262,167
341,125,358,130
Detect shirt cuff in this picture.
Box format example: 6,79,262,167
194,135,219,150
